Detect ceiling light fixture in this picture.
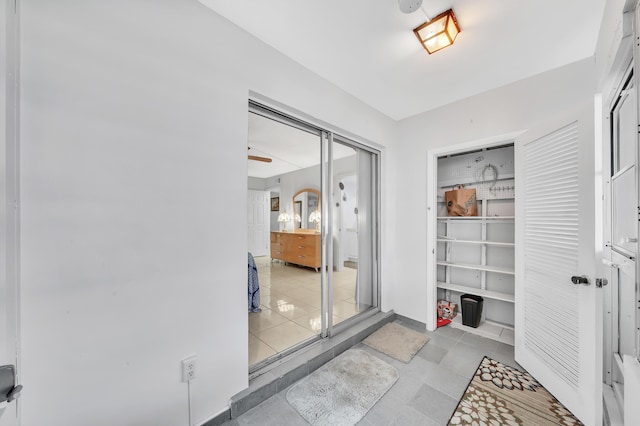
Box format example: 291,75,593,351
413,9,460,54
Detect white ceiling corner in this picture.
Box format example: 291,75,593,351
199,0,607,121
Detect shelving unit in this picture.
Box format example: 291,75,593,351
436,282,514,303
436,145,515,345
436,261,514,275
449,316,515,345
436,237,515,247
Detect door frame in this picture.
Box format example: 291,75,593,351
247,97,383,373
603,58,635,380
600,8,640,418
425,130,525,331
1,0,21,423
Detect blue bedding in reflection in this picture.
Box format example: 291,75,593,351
248,252,261,312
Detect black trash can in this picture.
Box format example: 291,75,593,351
460,294,483,328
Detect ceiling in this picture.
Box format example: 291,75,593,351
199,0,606,121
248,112,356,178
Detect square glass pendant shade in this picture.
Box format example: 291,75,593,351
413,9,460,54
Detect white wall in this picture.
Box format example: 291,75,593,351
19,1,396,425
392,58,596,324
247,177,266,191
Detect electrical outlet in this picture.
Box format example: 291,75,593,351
182,355,197,382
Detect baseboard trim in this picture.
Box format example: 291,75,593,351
393,314,427,331
200,408,231,426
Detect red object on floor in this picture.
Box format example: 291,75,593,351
437,317,451,328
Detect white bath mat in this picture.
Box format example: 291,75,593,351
286,349,398,426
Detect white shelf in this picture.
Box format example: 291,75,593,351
437,216,514,221
436,146,515,346
436,261,515,275
448,316,515,346
437,282,514,303
438,174,515,189
436,238,514,247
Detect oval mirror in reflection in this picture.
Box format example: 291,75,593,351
293,188,321,231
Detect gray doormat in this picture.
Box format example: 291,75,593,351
362,322,429,363
286,349,399,426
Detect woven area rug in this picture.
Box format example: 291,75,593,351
448,357,583,425
286,349,398,426
362,322,429,363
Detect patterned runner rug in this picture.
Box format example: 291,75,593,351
449,357,583,425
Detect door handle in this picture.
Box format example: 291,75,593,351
0,365,22,405
627,237,638,243
5,385,22,402
571,275,591,286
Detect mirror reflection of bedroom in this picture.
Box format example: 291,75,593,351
247,108,374,369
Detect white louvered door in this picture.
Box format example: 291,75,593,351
515,107,602,426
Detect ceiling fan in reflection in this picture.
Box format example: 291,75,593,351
248,147,272,163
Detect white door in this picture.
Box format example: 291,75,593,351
515,106,602,425
247,190,270,257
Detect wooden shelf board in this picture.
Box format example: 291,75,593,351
436,261,515,275
448,316,515,346
437,282,514,303
436,238,514,247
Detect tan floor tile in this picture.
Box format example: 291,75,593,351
249,333,277,366
269,281,301,292
285,286,319,301
268,299,317,320
333,280,356,289
332,300,364,320
248,308,289,333
249,257,374,362
332,287,355,301
291,293,322,309
259,292,298,309
256,321,316,353
258,286,271,296
292,311,342,333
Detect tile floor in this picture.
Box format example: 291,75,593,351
250,256,369,366
230,317,519,425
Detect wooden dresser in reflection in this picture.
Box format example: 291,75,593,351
270,230,321,271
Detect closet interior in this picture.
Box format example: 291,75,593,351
436,144,515,345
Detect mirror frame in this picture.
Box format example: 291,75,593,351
292,188,321,231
